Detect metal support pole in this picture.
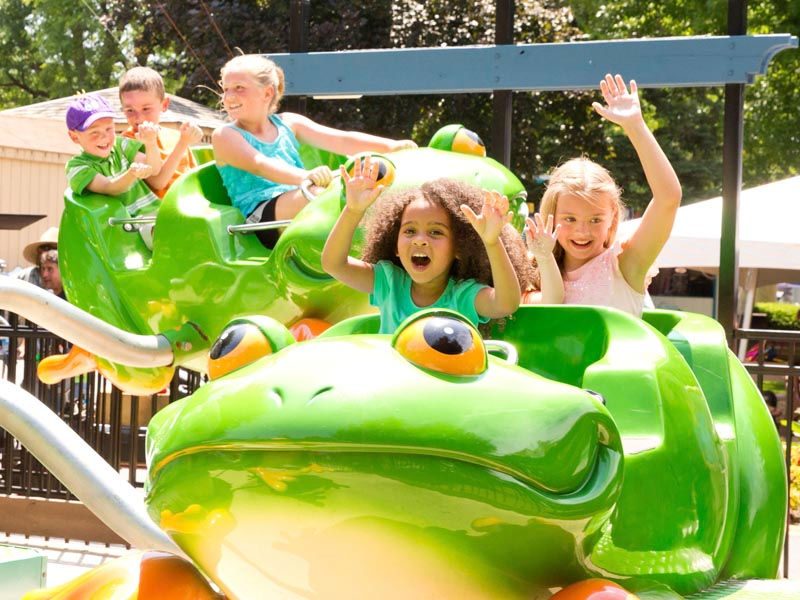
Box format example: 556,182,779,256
287,0,310,113
717,0,747,347
491,0,514,167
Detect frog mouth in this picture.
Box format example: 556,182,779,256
151,436,621,499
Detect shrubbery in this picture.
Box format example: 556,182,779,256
754,302,800,330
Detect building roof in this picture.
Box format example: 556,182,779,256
0,115,76,155
1,87,227,131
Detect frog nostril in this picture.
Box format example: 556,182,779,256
267,389,283,407
308,386,334,405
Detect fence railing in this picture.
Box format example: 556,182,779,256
0,312,204,502
735,327,800,578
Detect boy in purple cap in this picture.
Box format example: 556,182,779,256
65,93,162,217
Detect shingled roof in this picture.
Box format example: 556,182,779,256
1,87,228,131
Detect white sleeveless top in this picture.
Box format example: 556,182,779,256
563,242,656,317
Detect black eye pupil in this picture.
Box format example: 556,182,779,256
210,326,246,359
353,157,387,180
422,318,473,355
465,129,484,147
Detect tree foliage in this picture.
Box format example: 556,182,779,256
1,0,797,211
0,0,132,103
572,0,800,203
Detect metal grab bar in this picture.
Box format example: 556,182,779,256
227,219,293,235
300,179,317,202
107,216,157,226
301,172,342,202
485,340,518,365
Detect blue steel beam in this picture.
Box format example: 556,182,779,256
271,35,797,96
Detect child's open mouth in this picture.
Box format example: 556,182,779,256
411,254,431,268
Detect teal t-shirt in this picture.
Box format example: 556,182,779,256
216,114,305,217
65,136,159,215
369,260,489,334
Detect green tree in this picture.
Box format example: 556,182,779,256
135,0,606,203
571,0,800,206
0,0,133,105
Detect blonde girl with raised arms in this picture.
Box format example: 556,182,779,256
322,157,536,333
212,54,416,248
523,73,681,316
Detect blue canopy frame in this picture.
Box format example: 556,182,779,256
271,35,795,95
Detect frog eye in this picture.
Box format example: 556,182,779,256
451,127,486,157
344,154,396,187
392,312,487,376
208,316,294,380
428,125,486,157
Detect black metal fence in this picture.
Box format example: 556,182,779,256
735,327,800,578
0,312,204,499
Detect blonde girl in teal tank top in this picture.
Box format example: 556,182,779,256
212,54,417,248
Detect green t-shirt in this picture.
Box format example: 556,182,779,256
369,260,488,334
65,136,159,215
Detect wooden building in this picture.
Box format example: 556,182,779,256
0,89,225,272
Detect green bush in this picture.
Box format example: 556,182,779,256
754,302,800,330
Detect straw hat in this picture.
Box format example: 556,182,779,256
22,226,59,265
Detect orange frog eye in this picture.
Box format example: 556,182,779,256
208,322,273,380
346,154,396,187
451,127,486,157
393,312,487,377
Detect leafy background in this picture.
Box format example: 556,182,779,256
1,0,798,211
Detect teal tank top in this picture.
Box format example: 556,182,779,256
217,114,305,217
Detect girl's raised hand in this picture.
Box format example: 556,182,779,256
461,190,512,245
525,213,560,260
340,156,384,214
592,73,642,129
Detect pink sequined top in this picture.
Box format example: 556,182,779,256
563,242,656,317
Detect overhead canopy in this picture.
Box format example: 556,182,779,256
621,176,800,286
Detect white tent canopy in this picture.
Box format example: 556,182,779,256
621,176,800,287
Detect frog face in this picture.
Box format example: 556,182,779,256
145,310,623,599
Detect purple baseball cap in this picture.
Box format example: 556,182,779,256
66,94,116,131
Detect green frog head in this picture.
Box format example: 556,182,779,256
145,309,622,600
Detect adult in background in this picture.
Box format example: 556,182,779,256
37,248,64,299
15,227,60,293
11,227,66,393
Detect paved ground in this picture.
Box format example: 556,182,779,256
0,531,128,589
3,526,800,591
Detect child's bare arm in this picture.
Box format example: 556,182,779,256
85,163,153,195
462,190,521,318
146,121,203,192
213,125,327,186
282,112,416,156
136,122,162,177
321,157,384,293
593,74,681,292
522,213,564,304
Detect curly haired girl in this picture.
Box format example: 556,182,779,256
322,156,536,333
